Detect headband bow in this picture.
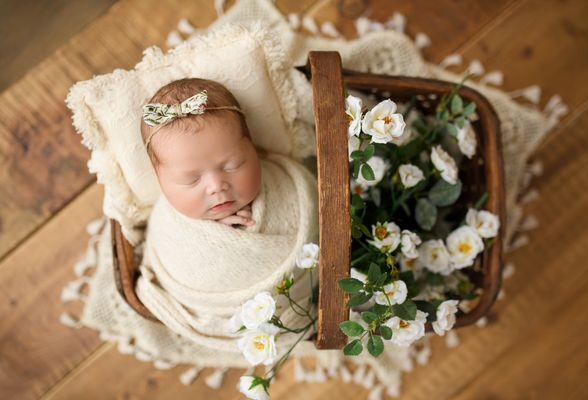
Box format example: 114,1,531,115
142,90,209,127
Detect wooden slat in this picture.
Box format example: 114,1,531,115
307,51,351,349
304,0,517,62
0,185,104,400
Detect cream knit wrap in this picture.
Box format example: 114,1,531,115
136,153,319,353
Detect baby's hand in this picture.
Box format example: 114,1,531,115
217,204,255,228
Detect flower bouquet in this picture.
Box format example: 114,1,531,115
233,80,502,399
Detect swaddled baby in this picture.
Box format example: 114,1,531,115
136,78,318,352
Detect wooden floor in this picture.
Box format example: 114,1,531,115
1,0,587,399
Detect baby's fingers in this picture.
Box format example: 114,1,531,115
218,215,255,227
236,209,252,218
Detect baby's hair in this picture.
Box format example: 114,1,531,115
140,78,251,167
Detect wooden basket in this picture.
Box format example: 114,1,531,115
111,51,505,350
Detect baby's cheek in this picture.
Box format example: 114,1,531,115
237,163,262,203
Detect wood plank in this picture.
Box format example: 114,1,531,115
457,0,588,109
0,184,104,400
304,0,517,62
0,0,117,92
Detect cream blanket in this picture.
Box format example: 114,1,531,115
135,153,318,354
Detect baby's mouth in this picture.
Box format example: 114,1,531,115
210,200,235,212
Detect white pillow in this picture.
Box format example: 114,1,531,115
67,24,310,244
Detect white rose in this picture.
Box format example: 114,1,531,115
240,292,276,330
350,267,368,284
385,310,428,347
466,208,500,238
456,123,477,159
431,145,458,184
228,311,244,334
350,179,369,199
432,299,459,336
446,226,484,269
239,376,270,400
368,222,401,253
374,280,408,305
361,99,406,144
295,242,320,269
399,253,425,280
345,95,363,137
418,239,453,275
400,230,422,259
237,322,279,366
390,108,418,146
398,164,424,188
356,156,389,187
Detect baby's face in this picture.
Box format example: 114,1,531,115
153,115,262,220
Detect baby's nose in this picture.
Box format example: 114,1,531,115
206,173,229,194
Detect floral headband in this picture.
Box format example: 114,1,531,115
142,90,244,149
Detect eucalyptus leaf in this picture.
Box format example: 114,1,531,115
415,198,437,231
451,95,463,114
367,335,384,357
339,321,365,337
446,123,459,136
428,179,462,207
361,163,375,181
361,311,379,324
463,102,476,117
338,278,365,294
343,339,363,356
393,299,418,320
379,325,393,340
348,292,372,307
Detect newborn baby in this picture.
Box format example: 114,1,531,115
141,78,261,227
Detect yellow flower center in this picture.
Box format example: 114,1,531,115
375,226,388,240
354,185,364,195
254,340,265,351
399,320,409,328
383,116,393,124
459,242,472,254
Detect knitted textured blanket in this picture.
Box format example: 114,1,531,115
136,153,318,355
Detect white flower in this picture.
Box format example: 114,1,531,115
432,300,459,336
398,164,424,188
390,108,418,146
356,156,389,187
350,179,369,199
345,95,363,137
431,145,458,184
400,230,422,259
466,208,500,238
456,123,477,159
237,322,280,366
240,292,276,330
368,222,401,253
350,267,368,284
374,280,408,305
385,310,428,347
361,99,406,144
446,226,484,269
418,239,453,276
239,376,270,400
399,253,425,280
295,243,320,269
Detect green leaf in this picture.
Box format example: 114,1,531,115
367,335,384,357
363,144,375,160
463,102,476,117
351,194,365,210
361,311,379,324
343,339,363,356
446,123,459,136
339,321,365,337
455,116,466,129
361,163,375,181
338,278,365,294
428,179,462,207
372,304,389,316
379,325,393,340
473,191,489,210
415,198,437,231
348,292,372,307
350,150,364,160
353,161,360,180
393,299,418,320
367,263,382,285
426,272,444,286
451,95,463,114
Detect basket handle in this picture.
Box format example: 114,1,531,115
306,51,352,349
